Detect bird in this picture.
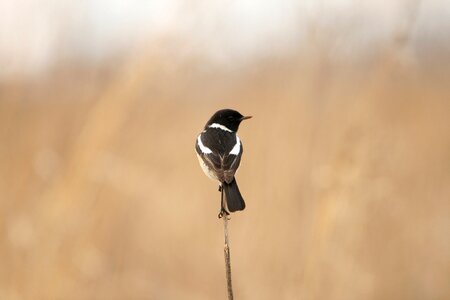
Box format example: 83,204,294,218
195,109,252,218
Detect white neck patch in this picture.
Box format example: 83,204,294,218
197,135,212,154
230,136,241,155
209,123,233,132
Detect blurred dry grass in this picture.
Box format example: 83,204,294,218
0,44,449,300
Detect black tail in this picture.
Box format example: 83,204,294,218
223,179,246,212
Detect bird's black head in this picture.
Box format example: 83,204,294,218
205,109,252,132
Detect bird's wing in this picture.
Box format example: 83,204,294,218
195,140,224,180
195,142,243,183
196,130,243,183
222,144,243,183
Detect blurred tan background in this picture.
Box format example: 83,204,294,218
1,1,450,299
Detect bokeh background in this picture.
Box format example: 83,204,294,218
1,1,449,299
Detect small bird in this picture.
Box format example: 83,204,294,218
195,109,252,217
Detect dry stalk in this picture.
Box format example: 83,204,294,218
221,189,234,300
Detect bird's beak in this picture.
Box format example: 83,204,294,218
240,116,252,121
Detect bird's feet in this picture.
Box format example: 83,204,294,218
218,208,230,219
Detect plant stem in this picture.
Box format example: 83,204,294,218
221,188,234,300
223,215,234,300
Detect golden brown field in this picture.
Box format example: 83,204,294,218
1,44,449,300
